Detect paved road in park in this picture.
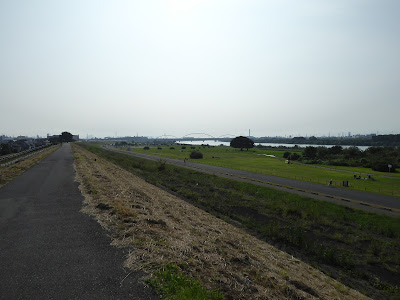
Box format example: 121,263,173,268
0,144,159,300
105,146,400,216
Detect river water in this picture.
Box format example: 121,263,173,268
176,140,369,151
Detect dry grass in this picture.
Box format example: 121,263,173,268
0,146,60,187
72,143,370,300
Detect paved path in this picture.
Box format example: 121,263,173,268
105,146,400,216
0,144,159,300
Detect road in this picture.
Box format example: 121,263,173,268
105,146,400,216
0,144,159,300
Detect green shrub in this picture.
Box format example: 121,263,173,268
290,153,301,160
190,151,203,159
144,146,150,150
371,160,396,172
158,160,167,171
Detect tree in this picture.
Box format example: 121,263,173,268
292,136,307,143
329,145,343,155
316,146,329,159
303,146,317,160
230,136,254,151
370,159,397,172
0,143,12,155
344,146,361,159
290,153,301,160
190,151,203,159
309,136,318,141
115,141,127,147
60,131,73,142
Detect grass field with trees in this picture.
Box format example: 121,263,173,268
116,143,400,198
300,145,400,173
80,142,400,299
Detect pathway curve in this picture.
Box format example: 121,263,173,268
105,146,400,216
0,143,158,300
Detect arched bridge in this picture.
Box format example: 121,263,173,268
155,133,237,141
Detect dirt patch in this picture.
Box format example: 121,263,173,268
72,143,370,299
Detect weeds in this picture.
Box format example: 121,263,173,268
147,263,224,300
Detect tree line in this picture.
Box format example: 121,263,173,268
284,146,399,173
256,134,400,147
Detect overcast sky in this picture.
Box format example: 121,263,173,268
1,0,399,139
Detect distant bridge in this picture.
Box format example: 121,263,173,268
155,133,237,141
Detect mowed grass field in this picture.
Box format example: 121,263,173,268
121,145,400,198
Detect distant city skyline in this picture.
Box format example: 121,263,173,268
1,130,397,140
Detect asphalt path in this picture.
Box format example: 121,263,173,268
0,144,159,300
104,146,400,216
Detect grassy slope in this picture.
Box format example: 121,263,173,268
123,145,400,197
73,143,370,300
80,143,400,299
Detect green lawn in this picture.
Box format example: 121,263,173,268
122,145,400,198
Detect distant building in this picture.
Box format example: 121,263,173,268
47,133,79,142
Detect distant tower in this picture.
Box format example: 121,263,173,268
249,129,250,137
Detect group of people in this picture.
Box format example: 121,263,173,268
354,174,373,180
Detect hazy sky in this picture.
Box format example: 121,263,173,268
1,0,399,139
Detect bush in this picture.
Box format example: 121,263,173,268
170,147,175,150
328,160,349,166
181,146,186,149
303,146,317,160
144,146,150,150
190,151,203,159
283,152,291,159
290,153,301,161
157,147,162,150
371,160,396,172
158,159,167,171
191,146,196,149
